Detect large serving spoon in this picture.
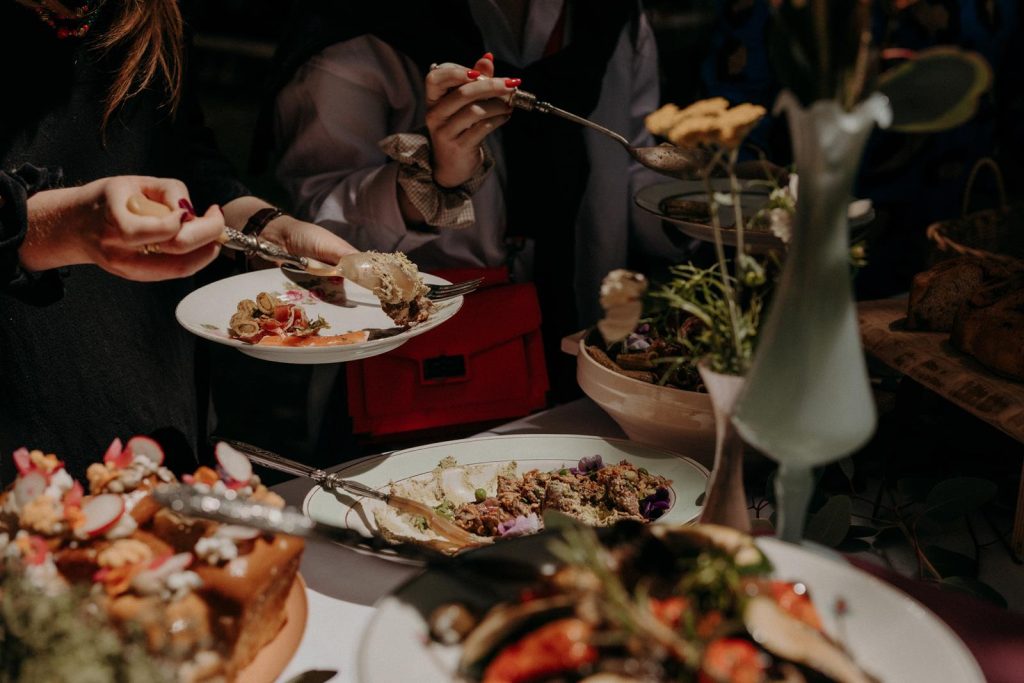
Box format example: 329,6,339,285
219,439,488,550
508,89,708,179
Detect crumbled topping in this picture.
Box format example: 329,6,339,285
103,510,138,540
194,536,238,566
43,469,75,501
98,539,154,569
29,450,62,475
87,457,175,495
20,494,64,536
250,487,284,509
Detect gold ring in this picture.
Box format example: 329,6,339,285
429,62,440,71
140,243,162,255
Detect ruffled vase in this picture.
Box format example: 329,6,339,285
697,363,750,533
732,91,892,543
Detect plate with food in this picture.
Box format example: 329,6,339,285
176,262,462,364
303,434,709,563
0,440,307,681
357,522,984,683
636,179,875,251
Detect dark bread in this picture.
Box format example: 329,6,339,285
951,277,1024,381
906,257,1011,331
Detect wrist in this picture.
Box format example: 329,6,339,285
19,186,91,272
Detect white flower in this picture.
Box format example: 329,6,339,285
768,208,793,244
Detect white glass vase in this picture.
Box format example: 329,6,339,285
732,91,891,543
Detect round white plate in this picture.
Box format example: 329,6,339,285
636,179,874,250
304,434,709,564
176,268,462,364
357,533,984,683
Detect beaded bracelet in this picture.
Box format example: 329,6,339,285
243,207,288,238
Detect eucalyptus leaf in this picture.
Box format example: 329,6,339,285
923,477,997,523
878,47,992,133
924,545,977,579
940,577,1007,608
804,495,852,547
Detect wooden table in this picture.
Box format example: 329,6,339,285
858,297,1024,555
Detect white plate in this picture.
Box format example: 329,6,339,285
303,434,709,564
357,534,984,683
176,268,462,364
636,180,874,250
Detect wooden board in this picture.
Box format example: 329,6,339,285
858,297,1024,445
858,297,1024,556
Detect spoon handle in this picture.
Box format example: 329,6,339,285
509,90,632,149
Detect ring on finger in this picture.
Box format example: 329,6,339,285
140,243,163,255
429,62,440,71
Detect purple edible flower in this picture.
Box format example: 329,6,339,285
497,513,541,537
625,332,651,352
640,486,672,520
575,454,604,475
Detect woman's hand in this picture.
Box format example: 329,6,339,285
424,54,519,189
220,196,358,267
20,176,225,281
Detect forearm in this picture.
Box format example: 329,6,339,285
19,185,93,272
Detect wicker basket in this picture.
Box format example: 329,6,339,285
925,158,1024,269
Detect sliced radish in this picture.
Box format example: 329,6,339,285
103,437,132,468
12,447,33,476
215,525,261,541
26,536,49,566
215,442,252,484
80,494,126,537
14,472,46,507
146,552,192,575
182,473,195,485
64,481,84,509
124,436,164,467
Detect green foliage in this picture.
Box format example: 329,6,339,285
648,262,769,376
804,495,852,547
0,570,170,683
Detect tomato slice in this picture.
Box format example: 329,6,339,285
700,638,767,683
483,618,597,683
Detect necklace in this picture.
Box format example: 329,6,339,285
15,0,106,39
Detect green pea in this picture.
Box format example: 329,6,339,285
474,488,487,502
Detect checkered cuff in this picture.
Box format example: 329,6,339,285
379,133,493,229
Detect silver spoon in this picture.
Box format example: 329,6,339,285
508,90,708,179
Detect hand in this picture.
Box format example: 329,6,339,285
424,53,519,188
258,214,359,265
21,176,225,281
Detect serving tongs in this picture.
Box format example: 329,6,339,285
220,439,488,551
508,89,708,179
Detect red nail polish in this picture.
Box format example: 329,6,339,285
179,210,193,225
505,78,521,88
482,52,494,61
467,69,481,80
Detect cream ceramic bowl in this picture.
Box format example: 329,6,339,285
572,331,716,467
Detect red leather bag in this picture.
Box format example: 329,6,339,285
346,268,548,435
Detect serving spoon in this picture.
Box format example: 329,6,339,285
508,89,709,179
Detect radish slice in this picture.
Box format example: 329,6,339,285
64,481,84,509
215,525,261,541
80,494,126,537
145,552,192,576
14,472,46,507
103,437,132,469
12,448,33,476
124,436,164,467
215,442,252,483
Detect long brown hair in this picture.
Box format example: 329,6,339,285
94,0,185,129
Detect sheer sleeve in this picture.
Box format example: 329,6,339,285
272,35,447,253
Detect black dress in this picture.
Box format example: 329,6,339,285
0,3,246,481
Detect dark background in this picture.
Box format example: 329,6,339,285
186,1,1024,466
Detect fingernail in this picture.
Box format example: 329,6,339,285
482,52,494,61
504,78,521,88
467,69,481,80
179,210,193,225
178,198,196,216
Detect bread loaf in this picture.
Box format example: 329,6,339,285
951,277,1024,381
906,257,1011,331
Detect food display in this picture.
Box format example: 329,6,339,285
370,455,673,547
951,276,1024,381
905,257,1012,332
228,291,369,346
0,440,302,681
429,523,878,683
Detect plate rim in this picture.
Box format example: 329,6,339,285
356,535,985,683
302,433,710,560
174,268,463,359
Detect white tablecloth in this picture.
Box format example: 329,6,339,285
273,399,626,682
